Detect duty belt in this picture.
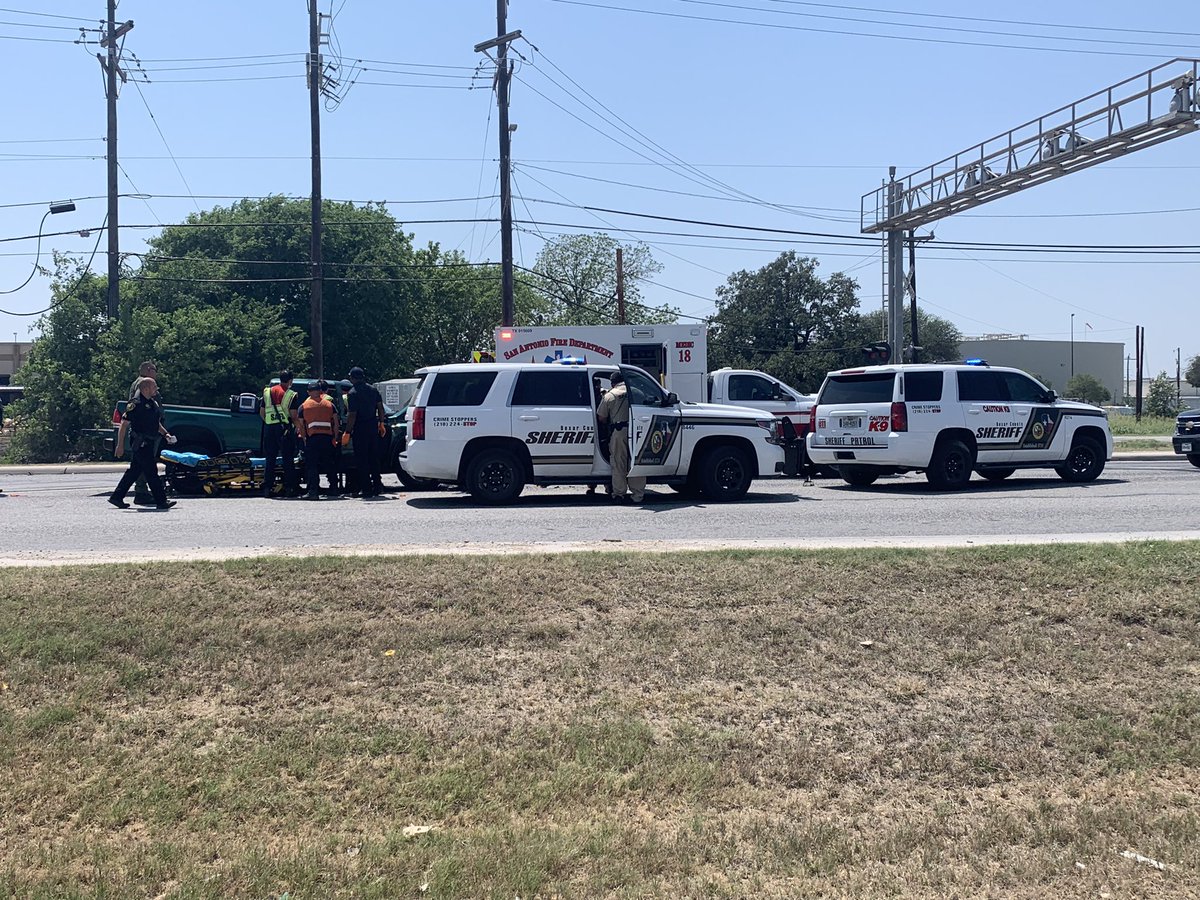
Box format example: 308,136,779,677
611,422,628,431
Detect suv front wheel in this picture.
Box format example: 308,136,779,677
465,448,526,504
1056,436,1105,483
926,438,975,490
698,445,752,501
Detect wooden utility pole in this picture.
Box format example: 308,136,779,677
496,0,515,327
308,0,325,377
100,0,128,320
616,247,625,324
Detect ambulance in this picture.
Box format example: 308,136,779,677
495,325,708,401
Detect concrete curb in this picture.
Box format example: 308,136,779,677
0,463,129,475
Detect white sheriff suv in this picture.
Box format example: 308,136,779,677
807,362,1113,490
400,362,788,504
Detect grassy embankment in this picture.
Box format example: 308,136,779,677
2,546,1199,898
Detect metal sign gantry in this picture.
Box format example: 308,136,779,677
863,58,1200,360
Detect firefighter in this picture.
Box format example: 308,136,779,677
299,381,339,501
259,370,300,498
596,371,644,504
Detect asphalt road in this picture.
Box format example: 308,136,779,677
1,456,1197,565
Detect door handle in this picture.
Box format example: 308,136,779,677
638,416,651,421
967,409,981,415
519,415,539,421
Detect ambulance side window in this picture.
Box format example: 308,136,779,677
512,370,590,407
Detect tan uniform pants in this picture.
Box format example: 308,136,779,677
609,428,646,501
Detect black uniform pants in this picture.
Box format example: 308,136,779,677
263,423,297,494
304,435,334,497
352,427,384,494
112,438,167,506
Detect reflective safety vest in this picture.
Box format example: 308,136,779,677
263,386,296,426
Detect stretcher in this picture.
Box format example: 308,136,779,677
160,449,294,496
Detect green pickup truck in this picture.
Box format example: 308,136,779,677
101,379,419,491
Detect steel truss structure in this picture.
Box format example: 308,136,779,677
862,58,1200,234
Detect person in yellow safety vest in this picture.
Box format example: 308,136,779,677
258,370,300,498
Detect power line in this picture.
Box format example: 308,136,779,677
660,0,1200,52
129,78,202,214
0,216,106,317
0,7,98,23
548,0,1194,59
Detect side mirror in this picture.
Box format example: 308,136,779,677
772,386,788,400
1044,390,1058,403
665,391,679,406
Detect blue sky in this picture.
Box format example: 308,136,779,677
1,1,1197,379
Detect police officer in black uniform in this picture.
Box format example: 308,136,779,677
110,376,177,510
345,366,386,497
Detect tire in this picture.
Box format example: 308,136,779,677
925,438,975,491
1189,454,1200,469
465,448,525,504
839,467,879,487
1056,436,1105,483
163,443,211,495
977,467,1016,482
697,445,753,501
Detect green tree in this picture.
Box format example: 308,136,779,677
848,305,963,365
1145,371,1182,417
1185,354,1200,388
707,252,860,392
524,233,677,325
1064,373,1111,405
136,196,424,379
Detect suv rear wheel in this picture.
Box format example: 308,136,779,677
698,445,752,501
926,438,975,490
977,467,1015,482
1056,436,1105,483
839,467,879,487
1188,454,1200,469
465,448,525,504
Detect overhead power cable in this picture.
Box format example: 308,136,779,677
548,0,1195,58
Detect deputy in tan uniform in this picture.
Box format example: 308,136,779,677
596,371,645,504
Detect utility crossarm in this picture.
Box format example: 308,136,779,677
861,58,1200,234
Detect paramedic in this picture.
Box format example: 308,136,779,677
299,380,339,501
109,377,177,510
596,371,644,504
345,366,386,497
259,370,299,498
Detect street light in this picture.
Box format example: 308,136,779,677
0,200,77,295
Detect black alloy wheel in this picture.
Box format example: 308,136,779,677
466,449,525,504
1056,437,1105,483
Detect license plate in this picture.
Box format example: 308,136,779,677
1183,442,1193,452
839,416,862,429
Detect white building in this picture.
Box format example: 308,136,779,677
958,335,1123,402
0,341,31,385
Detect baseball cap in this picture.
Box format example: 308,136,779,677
307,381,324,392
339,379,352,391
348,366,366,380
609,371,625,384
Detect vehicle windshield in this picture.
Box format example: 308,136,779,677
819,372,895,404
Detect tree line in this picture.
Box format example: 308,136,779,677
7,198,964,461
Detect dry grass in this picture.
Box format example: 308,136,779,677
1,545,1199,898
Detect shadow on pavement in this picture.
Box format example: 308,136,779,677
405,489,805,511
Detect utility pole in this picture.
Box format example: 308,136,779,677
98,1,131,320
906,232,918,363
1125,354,1131,402
1070,313,1075,378
307,0,324,377
885,167,904,362
1177,347,1182,408
616,247,625,325
496,0,515,327
474,7,520,327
